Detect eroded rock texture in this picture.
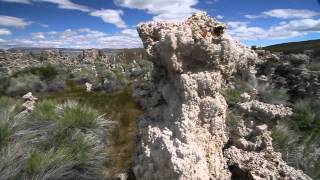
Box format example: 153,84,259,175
134,12,311,180
134,12,255,180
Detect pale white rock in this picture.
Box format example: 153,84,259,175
85,82,92,92
239,100,293,119
22,92,38,112
224,146,312,180
134,12,256,180
134,11,310,180
240,92,251,101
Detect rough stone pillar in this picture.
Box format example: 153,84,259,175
134,12,257,180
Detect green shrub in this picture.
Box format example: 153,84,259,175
0,120,14,148
221,79,255,104
12,65,58,82
291,100,320,131
0,99,111,179
58,101,99,129
234,79,255,93
258,84,289,104
0,97,22,148
221,89,241,104
63,136,91,162
272,122,298,152
31,100,58,121
6,73,46,96
272,99,320,179
226,111,237,126
71,66,96,83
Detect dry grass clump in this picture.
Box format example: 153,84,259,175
0,98,115,180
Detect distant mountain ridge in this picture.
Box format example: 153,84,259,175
4,47,145,56
263,39,320,54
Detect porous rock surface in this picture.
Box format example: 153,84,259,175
256,50,320,100
134,12,311,180
134,12,254,179
22,92,38,112
239,100,293,119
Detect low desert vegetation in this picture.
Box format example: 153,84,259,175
43,87,143,177
272,99,320,179
221,79,255,104
0,97,114,179
257,84,289,105
6,73,46,96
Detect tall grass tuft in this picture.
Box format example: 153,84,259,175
272,99,320,179
57,101,99,129
0,99,115,179
6,73,46,96
0,97,22,148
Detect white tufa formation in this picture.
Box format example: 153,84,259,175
85,82,93,92
134,12,256,179
239,100,293,119
134,12,311,180
22,92,38,112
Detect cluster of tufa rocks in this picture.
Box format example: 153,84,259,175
256,50,320,100
0,48,150,79
133,12,311,180
22,92,38,112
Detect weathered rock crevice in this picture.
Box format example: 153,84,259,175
134,12,311,180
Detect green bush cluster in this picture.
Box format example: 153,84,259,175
12,65,58,82
0,99,113,179
1,65,66,96
291,99,320,131
221,79,255,104
71,65,97,83
43,87,143,177
258,85,289,104
0,97,22,148
6,73,46,96
221,89,242,104
272,99,320,179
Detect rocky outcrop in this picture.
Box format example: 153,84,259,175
224,146,311,180
134,12,256,179
22,92,38,112
239,100,293,119
134,12,311,180
80,49,101,64
256,50,320,100
226,101,310,180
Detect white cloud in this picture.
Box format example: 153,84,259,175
205,0,218,4
244,14,261,19
246,9,320,19
90,9,126,28
0,28,12,35
47,31,57,35
216,15,223,19
0,0,90,12
33,0,90,12
0,15,31,27
32,32,45,39
0,0,31,4
114,0,199,21
228,18,320,40
1,0,126,28
41,24,49,28
228,21,266,40
0,28,142,49
1,0,91,12
263,9,319,19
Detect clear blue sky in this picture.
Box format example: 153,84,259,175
0,0,319,48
